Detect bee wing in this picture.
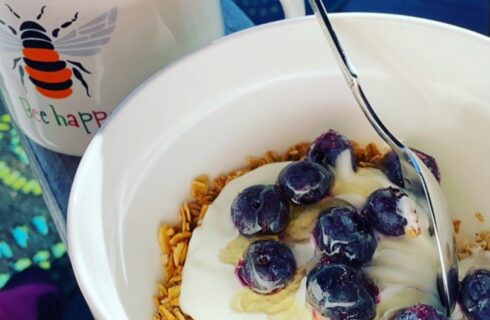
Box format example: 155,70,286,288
54,7,117,57
0,26,22,52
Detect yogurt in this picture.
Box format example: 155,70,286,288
180,151,449,319
459,249,490,280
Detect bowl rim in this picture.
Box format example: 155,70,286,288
67,13,490,319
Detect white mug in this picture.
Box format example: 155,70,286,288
0,0,306,156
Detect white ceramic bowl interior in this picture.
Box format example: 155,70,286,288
68,14,490,320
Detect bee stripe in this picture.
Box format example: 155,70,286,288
29,77,72,91
25,67,72,84
20,21,47,32
23,58,66,72
36,87,72,99
22,49,59,62
21,31,51,42
22,40,54,50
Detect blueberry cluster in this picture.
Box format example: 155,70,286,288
309,207,377,318
231,130,348,238
231,130,350,296
229,129,486,320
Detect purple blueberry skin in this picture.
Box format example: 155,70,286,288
277,161,334,205
231,185,291,236
383,151,404,186
394,304,447,320
413,149,441,182
312,205,377,266
383,149,441,187
362,187,407,237
459,269,490,320
307,129,356,170
237,240,297,294
306,264,376,320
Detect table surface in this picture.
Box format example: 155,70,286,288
4,0,490,243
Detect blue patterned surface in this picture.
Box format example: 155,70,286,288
0,105,68,288
0,104,91,319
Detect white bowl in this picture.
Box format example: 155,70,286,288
68,14,490,320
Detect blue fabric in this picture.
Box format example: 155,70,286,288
332,0,489,35
234,0,489,35
222,0,255,34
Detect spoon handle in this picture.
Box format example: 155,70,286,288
308,0,403,151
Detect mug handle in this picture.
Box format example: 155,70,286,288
279,0,306,18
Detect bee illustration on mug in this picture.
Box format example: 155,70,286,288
0,4,117,99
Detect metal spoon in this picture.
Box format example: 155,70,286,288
307,0,458,315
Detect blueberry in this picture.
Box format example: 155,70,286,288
277,161,334,205
394,304,447,320
383,149,441,187
231,185,291,236
312,205,376,266
237,240,296,294
413,149,441,182
362,187,408,237
459,269,490,320
383,151,404,186
306,264,375,320
307,129,356,170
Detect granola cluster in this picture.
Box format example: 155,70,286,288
455,213,489,260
